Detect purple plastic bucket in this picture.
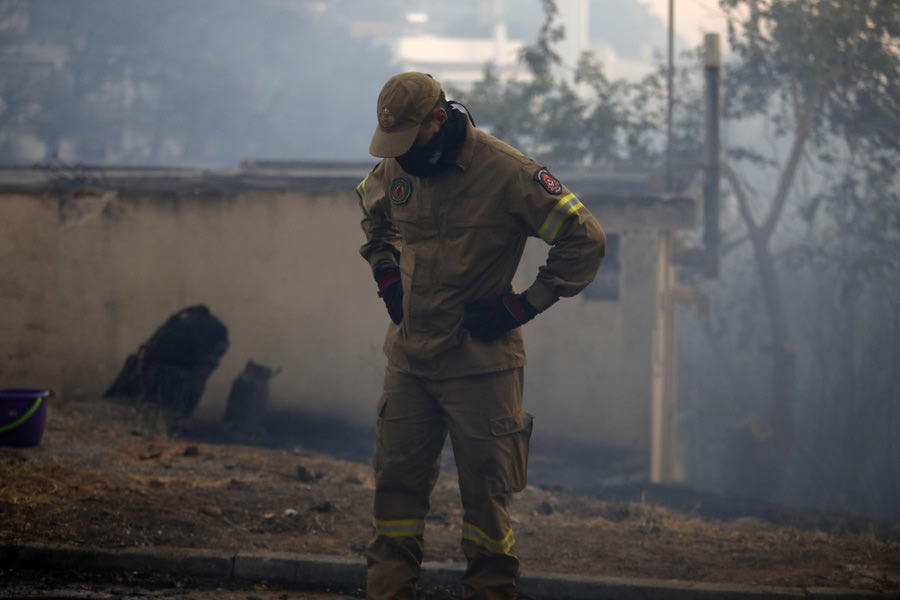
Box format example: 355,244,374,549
0,388,50,447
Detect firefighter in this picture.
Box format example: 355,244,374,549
357,71,606,600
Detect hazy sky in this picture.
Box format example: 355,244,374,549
641,0,728,47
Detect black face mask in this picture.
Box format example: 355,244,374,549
396,105,468,178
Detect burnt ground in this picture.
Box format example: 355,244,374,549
0,397,898,594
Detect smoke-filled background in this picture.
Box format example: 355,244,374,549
1,0,897,524
0,0,703,167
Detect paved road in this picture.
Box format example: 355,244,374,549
2,569,362,600
3,544,896,600
3,587,359,600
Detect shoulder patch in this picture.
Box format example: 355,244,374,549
389,177,412,205
534,167,562,195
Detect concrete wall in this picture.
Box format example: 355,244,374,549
56,186,383,425
517,230,658,451
519,192,696,452
0,192,61,392
0,167,695,460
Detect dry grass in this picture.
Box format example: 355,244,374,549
1,397,898,592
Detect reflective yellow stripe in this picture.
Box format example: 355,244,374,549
461,522,516,555
373,518,426,538
538,193,582,244
356,175,370,216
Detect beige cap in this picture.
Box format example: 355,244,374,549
369,72,442,158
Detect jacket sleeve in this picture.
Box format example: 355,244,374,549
357,163,401,273
509,166,606,312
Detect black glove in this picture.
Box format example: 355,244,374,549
374,265,403,324
463,292,539,343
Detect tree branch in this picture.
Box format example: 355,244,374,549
761,86,819,240
722,160,760,237
721,234,749,256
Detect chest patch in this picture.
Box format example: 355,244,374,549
389,177,412,204
534,167,563,195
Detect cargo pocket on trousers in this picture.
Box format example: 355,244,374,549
489,411,534,493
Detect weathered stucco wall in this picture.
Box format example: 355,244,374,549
57,187,383,426
0,193,61,392
1,168,695,458
518,225,660,451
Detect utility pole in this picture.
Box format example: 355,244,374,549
665,0,674,193
703,33,721,278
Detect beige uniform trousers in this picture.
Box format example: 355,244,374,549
366,365,533,600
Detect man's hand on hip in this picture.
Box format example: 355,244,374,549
374,265,403,324
463,292,539,343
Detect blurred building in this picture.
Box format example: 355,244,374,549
364,0,651,91
393,23,529,88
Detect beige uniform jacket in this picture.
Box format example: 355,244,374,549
358,120,606,379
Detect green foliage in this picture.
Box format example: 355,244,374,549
724,0,900,146
720,0,899,262
454,0,701,169
520,0,565,84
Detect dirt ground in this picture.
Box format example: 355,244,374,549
1,397,899,594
